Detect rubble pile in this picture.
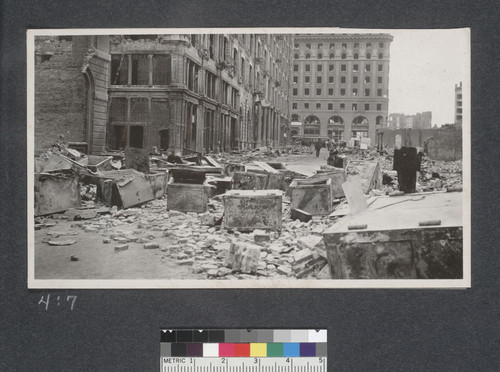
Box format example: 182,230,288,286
34,136,463,280
35,192,337,280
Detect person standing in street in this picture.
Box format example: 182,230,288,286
314,139,322,157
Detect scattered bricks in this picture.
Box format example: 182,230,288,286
114,244,129,252
200,214,218,226
47,239,77,246
70,255,79,261
144,242,159,249
277,265,293,276
85,226,99,233
291,208,313,223
297,236,324,252
192,265,204,274
217,267,232,277
113,237,129,243
206,269,219,278
295,265,316,279
254,233,271,244
103,238,111,244
225,242,261,274
293,248,314,265
202,263,219,271
178,259,194,266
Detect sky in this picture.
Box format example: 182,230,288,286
340,28,470,126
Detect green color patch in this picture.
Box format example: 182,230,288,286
267,343,283,357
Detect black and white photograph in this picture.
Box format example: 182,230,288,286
27,28,470,288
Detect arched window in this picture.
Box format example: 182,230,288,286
318,53,323,59
341,53,346,59
306,53,311,59
366,53,371,59
291,114,300,121
329,53,335,59
376,115,385,125
328,115,344,125
352,116,369,125
354,53,359,60
294,53,299,59
304,115,320,125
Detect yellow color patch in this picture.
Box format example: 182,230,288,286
250,343,267,357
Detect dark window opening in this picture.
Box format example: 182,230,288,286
152,55,171,85
305,64,310,71
131,55,149,85
377,104,382,111
328,88,333,95
111,55,129,85
318,53,323,59
125,35,157,40
304,103,309,109
160,130,170,150
113,125,127,150
316,89,321,95
329,76,334,83
316,103,321,109
129,126,144,148
364,103,370,110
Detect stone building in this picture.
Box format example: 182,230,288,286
455,82,462,126
35,36,111,154
34,33,293,155
290,33,393,143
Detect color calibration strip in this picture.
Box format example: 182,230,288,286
160,329,327,358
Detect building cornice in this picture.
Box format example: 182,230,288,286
294,33,394,42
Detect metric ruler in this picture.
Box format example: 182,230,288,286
160,329,327,372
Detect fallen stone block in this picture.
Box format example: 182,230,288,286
144,242,159,249
225,242,261,274
223,190,282,232
47,239,77,246
289,178,333,216
178,259,194,266
293,248,314,264
277,265,293,276
254,233,271,244
114,244,129,252
70,255,79,261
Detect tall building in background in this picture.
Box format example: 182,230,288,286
291,33,393,142
35,33,294,155
455,82,463,126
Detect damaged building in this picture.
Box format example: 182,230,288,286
35,33,294,155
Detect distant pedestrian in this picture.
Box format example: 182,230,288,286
314,139,322,157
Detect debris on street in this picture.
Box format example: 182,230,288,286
34,138,464,280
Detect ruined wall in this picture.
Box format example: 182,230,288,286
35,46,87,152
425,126,462,161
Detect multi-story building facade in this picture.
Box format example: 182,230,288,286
107,33,293,153
35,33,293,155
455,82,462,126
291,33,393,143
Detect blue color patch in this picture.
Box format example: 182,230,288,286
283,343,300,357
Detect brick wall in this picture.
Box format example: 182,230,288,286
35,52,87,152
